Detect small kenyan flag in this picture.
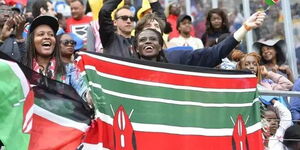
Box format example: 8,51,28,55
265,0,280,5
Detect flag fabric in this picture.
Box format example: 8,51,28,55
0,59,30,150
0,52,93,150
265,0,280,5
4,0,27,6
77,52,264,150
21,66,93,150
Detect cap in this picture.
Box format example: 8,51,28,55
29,15,59,34
176,14,192,31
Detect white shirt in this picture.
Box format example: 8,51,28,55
169,35,204,50
265,101,293,150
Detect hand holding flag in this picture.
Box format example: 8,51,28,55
244,11,266,30
264,0,280,12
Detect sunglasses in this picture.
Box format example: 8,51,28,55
116,15,134,22
61,40,76,46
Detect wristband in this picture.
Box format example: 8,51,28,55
243,23,252,31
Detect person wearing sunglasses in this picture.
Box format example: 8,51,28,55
99,0,165,58
58,33,76,63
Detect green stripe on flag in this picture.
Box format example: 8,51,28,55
94,90,261,128
265,0,277,5
86,70,257,104
0,61,29,150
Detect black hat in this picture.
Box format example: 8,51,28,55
283,124,300,147
29,15,59,34
176,14,192,31
11,7,21,14
253,38,286,65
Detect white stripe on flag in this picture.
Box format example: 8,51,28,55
95,111,261,136
79,52,255,78
86,65,256,93
34,104,89,132
23,105,34,133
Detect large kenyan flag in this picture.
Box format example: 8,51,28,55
77,52,263,150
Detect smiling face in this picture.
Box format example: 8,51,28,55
136,30,162,60
34,25,56,58
261,45,277,62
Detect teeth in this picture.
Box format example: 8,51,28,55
145,46,153,49
42,42,51,46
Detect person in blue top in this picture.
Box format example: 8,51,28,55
133,11,266,67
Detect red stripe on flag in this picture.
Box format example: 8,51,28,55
80,54,257,89
23,89,34,133
28,115,85,150
84,119,263,150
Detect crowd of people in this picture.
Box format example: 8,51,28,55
1,0,300,149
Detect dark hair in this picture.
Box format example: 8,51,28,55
134,28,167,63
259,44,286,66
32,0,52,18
205,8,229,34
70,0,84,6
135,13,165,35
263,105,279,119
23,27,66,78
56,12,64,20
216,33,231,44
114,5,131,21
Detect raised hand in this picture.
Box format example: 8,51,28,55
244,11,266,30
0,17,15,41
13,14,26,40
260,65,269,78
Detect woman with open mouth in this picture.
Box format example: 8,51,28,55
22,15,87,98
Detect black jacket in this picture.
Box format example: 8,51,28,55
98,0,165,58
165,35,239,67
0,36,26,62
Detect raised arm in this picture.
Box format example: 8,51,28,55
148,0,166,21
272,100,293,136
98,0,122,48
181,11,266,67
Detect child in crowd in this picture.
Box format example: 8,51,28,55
262,100,293,150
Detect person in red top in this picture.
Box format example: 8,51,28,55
167,2,195,40
65,0,92,49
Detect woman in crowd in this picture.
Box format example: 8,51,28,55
201,8,230,47
253,38,294,82
22,15,87,97
58,33,76,63
236,52,293,91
